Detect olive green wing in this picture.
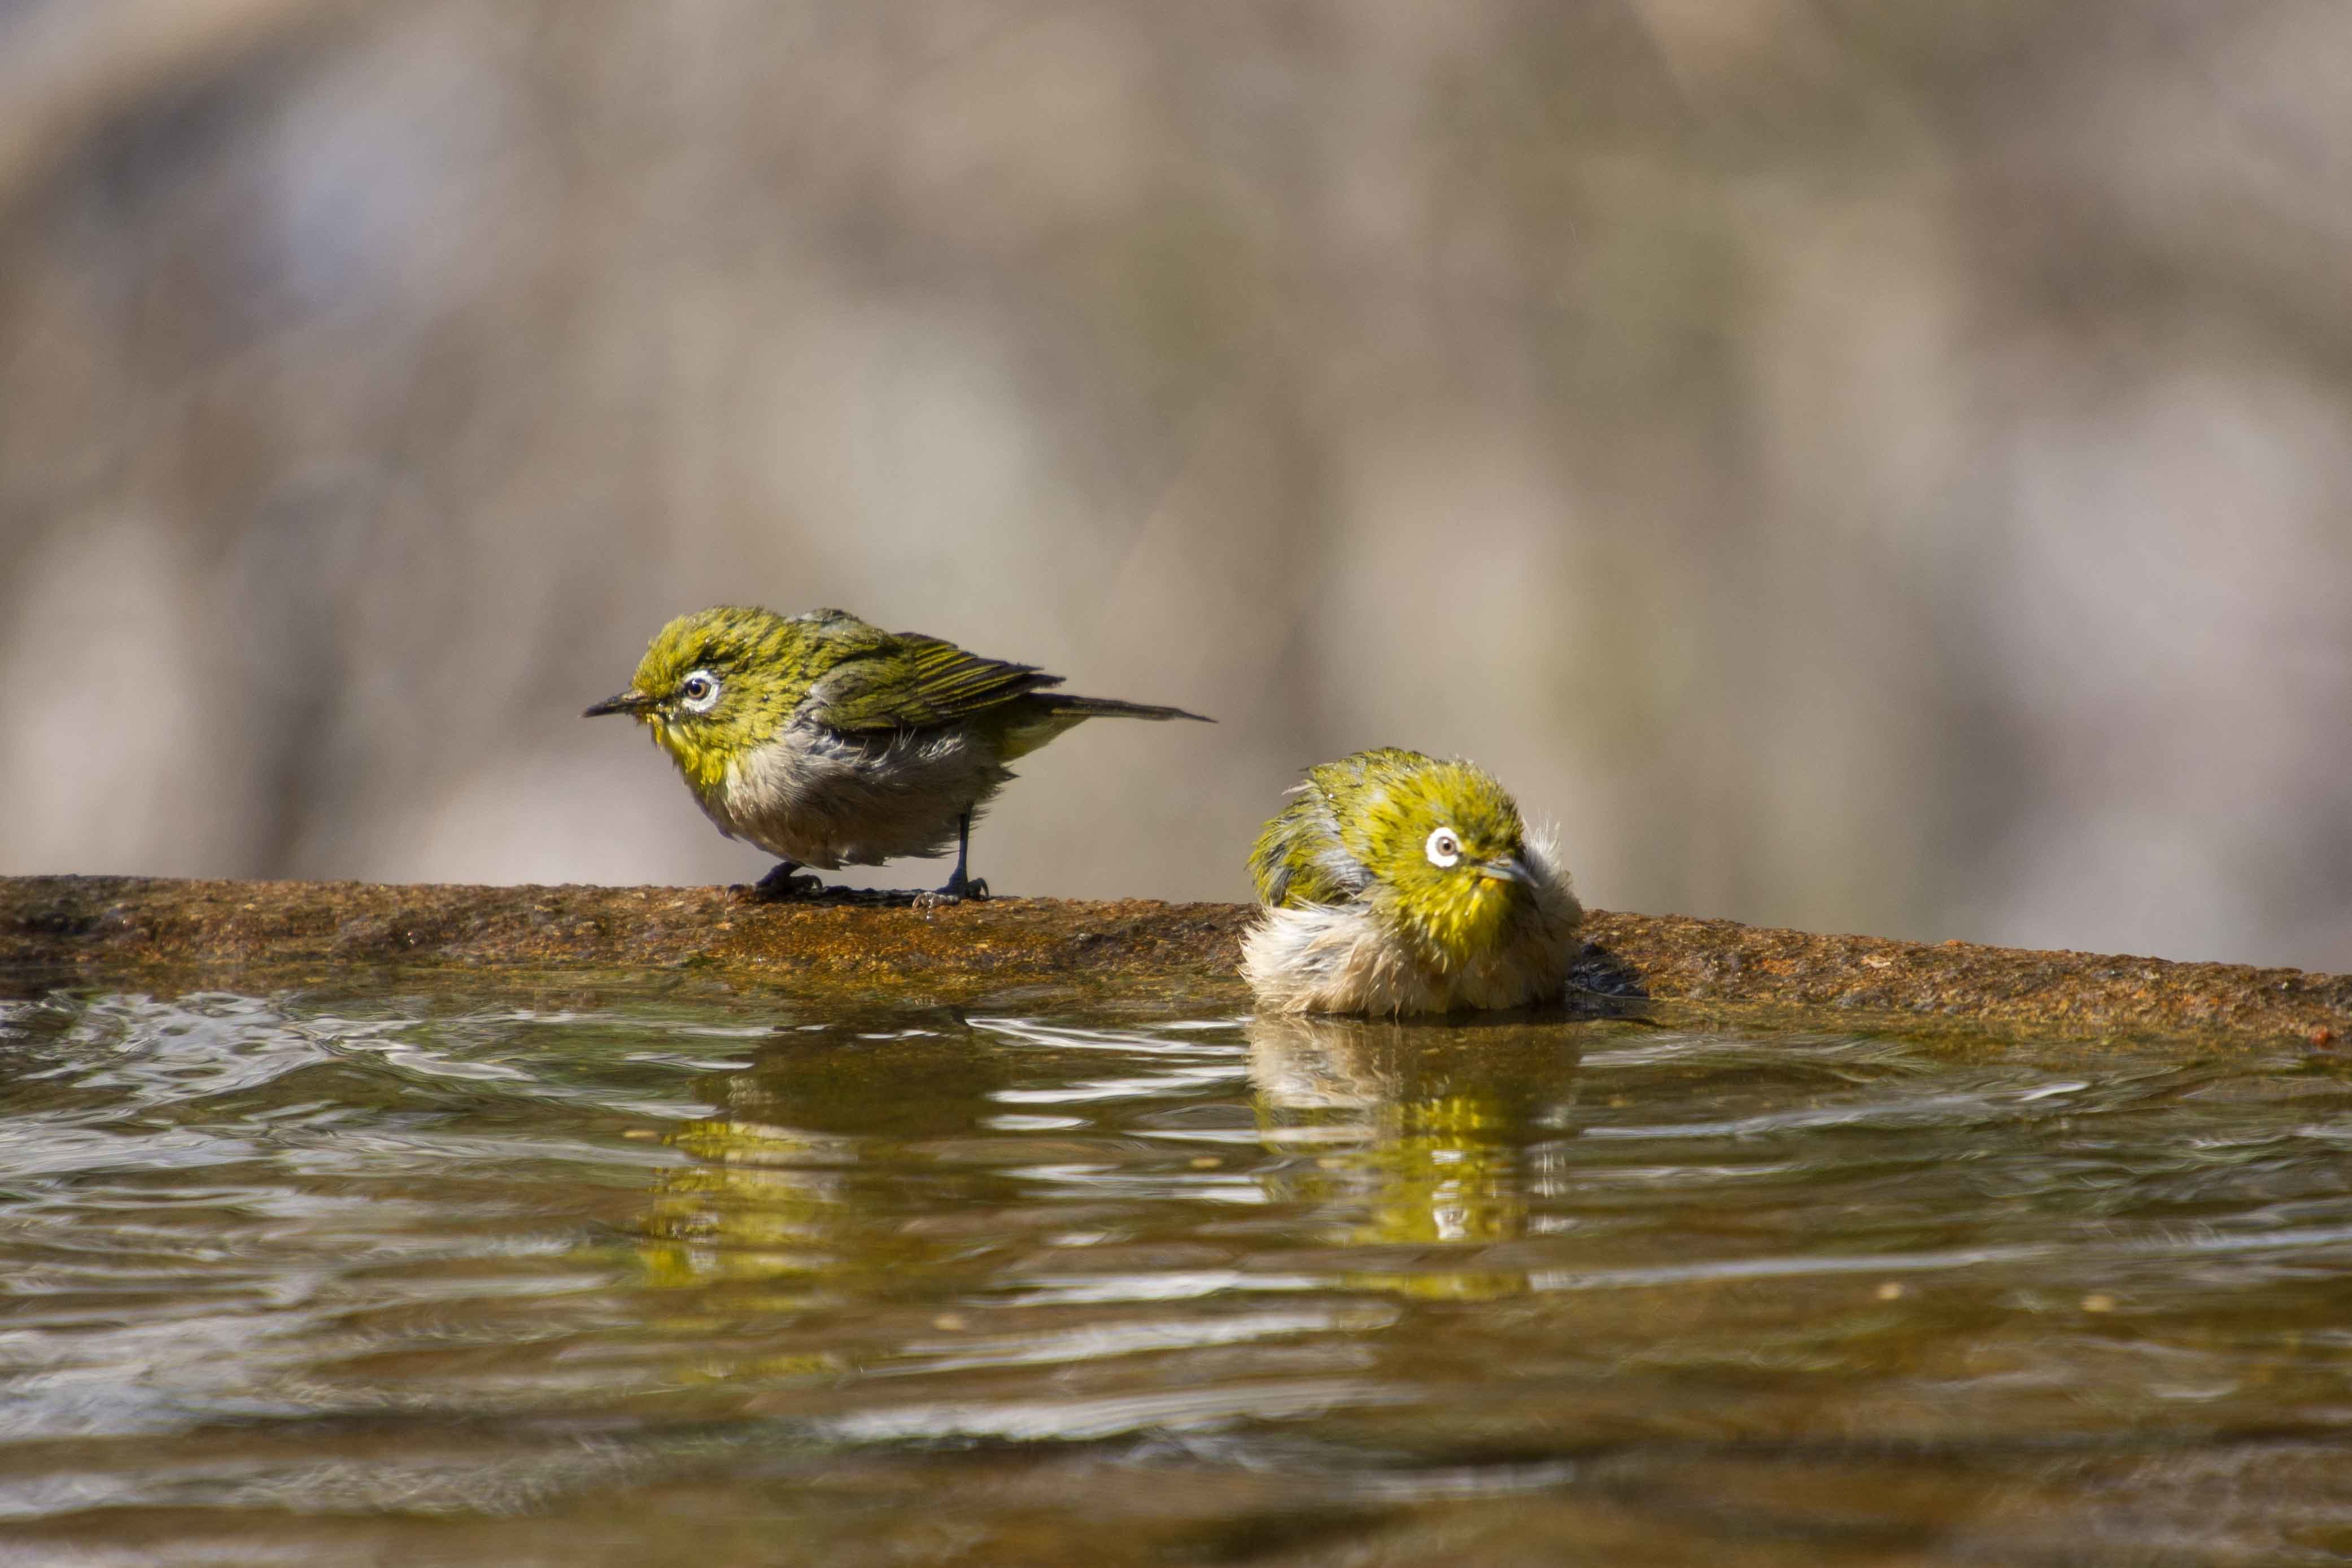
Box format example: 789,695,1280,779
1247,782,1371,907
1247,749,1444,905
802,628,1065,734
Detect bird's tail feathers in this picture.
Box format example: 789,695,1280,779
1043,695,1214,724
995,693,1211,761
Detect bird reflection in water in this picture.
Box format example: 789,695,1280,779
632,1012,1002,1296
1246,1013,1585,1301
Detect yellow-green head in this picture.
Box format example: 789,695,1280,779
583,606,809,796
1250,748,1540,970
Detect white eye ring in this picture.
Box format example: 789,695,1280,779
679,670,721,713
1425,827,1462,868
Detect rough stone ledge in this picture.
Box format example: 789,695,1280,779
3,875,2347,1050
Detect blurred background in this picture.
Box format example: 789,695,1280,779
3,0,2349,968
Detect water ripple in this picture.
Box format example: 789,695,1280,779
6,989,2352,1562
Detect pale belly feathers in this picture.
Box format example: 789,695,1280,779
698,722,1015,870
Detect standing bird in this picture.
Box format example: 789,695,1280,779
586,606,1210,900
1243,748,1583,1015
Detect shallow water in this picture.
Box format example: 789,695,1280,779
5,982,2352,1566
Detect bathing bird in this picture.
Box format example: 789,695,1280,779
1243,748,1582,1014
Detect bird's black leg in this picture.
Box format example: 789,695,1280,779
749,859,825,900
927,812,990,903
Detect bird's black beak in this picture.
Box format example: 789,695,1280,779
583,691,660,718
1480,855,1534,886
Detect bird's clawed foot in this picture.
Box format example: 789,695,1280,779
914,873,990,910
745,862,827,901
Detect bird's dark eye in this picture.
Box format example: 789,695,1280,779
1425,827,1463,868
679,670,721,713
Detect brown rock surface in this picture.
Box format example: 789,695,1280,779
5,875,2349,1047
